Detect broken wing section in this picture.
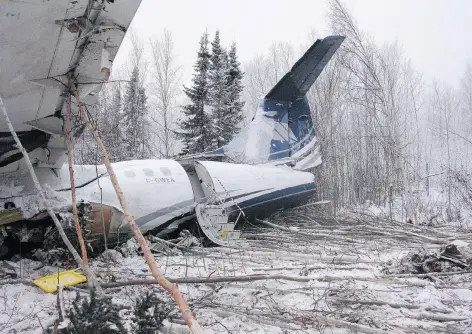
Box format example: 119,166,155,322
0,0,142,171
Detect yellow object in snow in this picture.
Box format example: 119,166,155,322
33,270,87,293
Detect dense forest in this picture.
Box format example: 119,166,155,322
75,0,472,223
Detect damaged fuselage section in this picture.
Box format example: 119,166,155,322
0,201,123,263
0,160,192,259
0,159,316,260
0,0,342,261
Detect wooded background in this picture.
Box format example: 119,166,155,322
74,0,472,223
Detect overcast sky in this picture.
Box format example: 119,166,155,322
113,0,472,88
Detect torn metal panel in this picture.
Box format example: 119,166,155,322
86,203,125,240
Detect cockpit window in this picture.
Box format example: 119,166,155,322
143,168,154,176
160,167,172,176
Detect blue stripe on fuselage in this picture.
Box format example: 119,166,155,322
227,182,316,220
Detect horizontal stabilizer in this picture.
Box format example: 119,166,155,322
265,35,344,101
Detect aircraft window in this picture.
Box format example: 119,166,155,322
160,167,172,176
143,168,154,176
124,170,136,178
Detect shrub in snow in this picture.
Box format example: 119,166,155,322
62,289,127,334
133,291,173,334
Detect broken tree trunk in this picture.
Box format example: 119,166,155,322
0,94,102,294
256,219,357,243
310,313,388,334
72,86,204,334
74,272,450,290
65,93,89,266
211,309,301,330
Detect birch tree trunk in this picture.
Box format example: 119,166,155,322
72,87,204,333
150,29,181,158
65,93,89,266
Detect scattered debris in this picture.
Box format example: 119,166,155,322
176,230,201,248
383,240,472,275
119,238,142,258
33,270,87,293
32,245,70,267
101,249,124,264
0,206,471,333
448,239,472,264
0,259,42,278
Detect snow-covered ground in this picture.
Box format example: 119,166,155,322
0,209,471,333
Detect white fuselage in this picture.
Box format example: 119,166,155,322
0,159,315,242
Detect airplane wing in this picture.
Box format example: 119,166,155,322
0,0,142,171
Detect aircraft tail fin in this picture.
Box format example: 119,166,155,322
266,35,344,101
201,35,344,170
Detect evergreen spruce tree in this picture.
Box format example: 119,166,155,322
177,32,212,154
122,66,151,159
208,30,231,148
61,289,127,334
223,42,245,143
133,291,173,334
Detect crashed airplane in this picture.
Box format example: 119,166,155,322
0,0,344,258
